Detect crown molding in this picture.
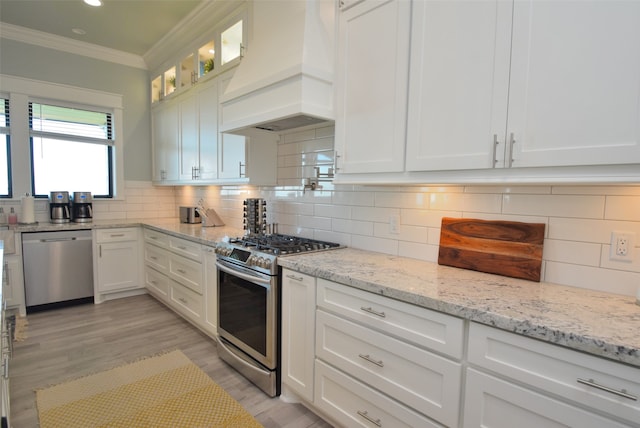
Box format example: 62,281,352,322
0,22,147,70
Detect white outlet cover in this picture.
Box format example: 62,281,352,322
610,231,636,262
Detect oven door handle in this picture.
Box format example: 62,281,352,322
216,260,272,287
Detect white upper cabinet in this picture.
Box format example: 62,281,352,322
334,0,411,174
406,0,512,171
506,0,640,168
407,0,640,172
338,0,640,183
151,99,179,182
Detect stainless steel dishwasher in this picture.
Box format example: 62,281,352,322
22,229,94,310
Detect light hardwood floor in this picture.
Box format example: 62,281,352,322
10,294,333,428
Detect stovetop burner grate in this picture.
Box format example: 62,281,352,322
229,234,340,255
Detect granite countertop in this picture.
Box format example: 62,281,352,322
278,247,640,368
10,221,640,368
12,219,244,245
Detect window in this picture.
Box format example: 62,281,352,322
0,98,11,198
29,102,113,198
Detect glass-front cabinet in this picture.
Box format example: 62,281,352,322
221,20,243,67
150,10,246,104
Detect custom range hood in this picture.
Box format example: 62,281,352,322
220,0,335,134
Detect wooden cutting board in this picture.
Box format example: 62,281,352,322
438,217,545,281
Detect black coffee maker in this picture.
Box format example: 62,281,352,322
72,191,93,223
49,191,71,223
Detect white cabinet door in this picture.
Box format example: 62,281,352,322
335,0,411,174
281,269,316,402
151,100,179,182
197,81,219,180
96,241,140,293
203,246,217,336
406,0,512,171
464,369,631,428
178,94,199,181
506,0,640,168
217,133,246,180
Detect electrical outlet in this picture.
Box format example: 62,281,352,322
610,231,636,262
389,215,399,234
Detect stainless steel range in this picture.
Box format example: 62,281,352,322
214,233,340,397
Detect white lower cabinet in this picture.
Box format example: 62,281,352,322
466,322,640,428
464,369,632,428
281,270,317,402
281,270,640,428
202,245,217,336
280,273,464,427
143,228,208,336
315,359,444,428
93,228,143,303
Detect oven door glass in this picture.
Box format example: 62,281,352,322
217,260,276,369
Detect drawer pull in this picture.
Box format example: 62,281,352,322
286,274,304,282
577,378,637,401
178,297,188,304
150,256,158,260
178,245,187,250
110,233,125,238
177,269,187,274
357,410,381,427
359,354,384,368
150,280,157,285
360,306,386,318
150,236,158,240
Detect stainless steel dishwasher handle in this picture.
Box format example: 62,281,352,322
40,237,77,242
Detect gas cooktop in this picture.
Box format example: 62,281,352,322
229,233,341,255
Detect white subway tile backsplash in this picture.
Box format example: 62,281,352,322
503,194,606,218
605,195,640,221
543,239,602,267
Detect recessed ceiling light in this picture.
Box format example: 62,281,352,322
72,28,87,35
84,0,102,6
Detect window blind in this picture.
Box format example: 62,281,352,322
29,102,114,146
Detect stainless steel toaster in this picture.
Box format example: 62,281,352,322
179,206,201,224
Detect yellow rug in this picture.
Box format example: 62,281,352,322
36,350,264,428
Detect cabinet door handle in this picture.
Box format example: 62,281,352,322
360,306,386,318
356,410,381,427
239,161,246,177
577,378,637,401
358,353,384,367
286,274,304,282
507,132,516,168
99,244,102,258
492,134,499,168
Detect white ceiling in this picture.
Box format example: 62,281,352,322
0,0,203,57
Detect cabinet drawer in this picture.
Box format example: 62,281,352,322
464,369,631,428
144,244,169,274
170,282,203,322
316,310,461,427
169,236,202,261
96,228,138,243
145,266,169,300
317,278,464,358
315,359,444,428
468,323,640,425
169,254,203,294
144,228,170,248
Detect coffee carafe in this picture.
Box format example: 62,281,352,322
72,192,93,223
49,191,71,223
